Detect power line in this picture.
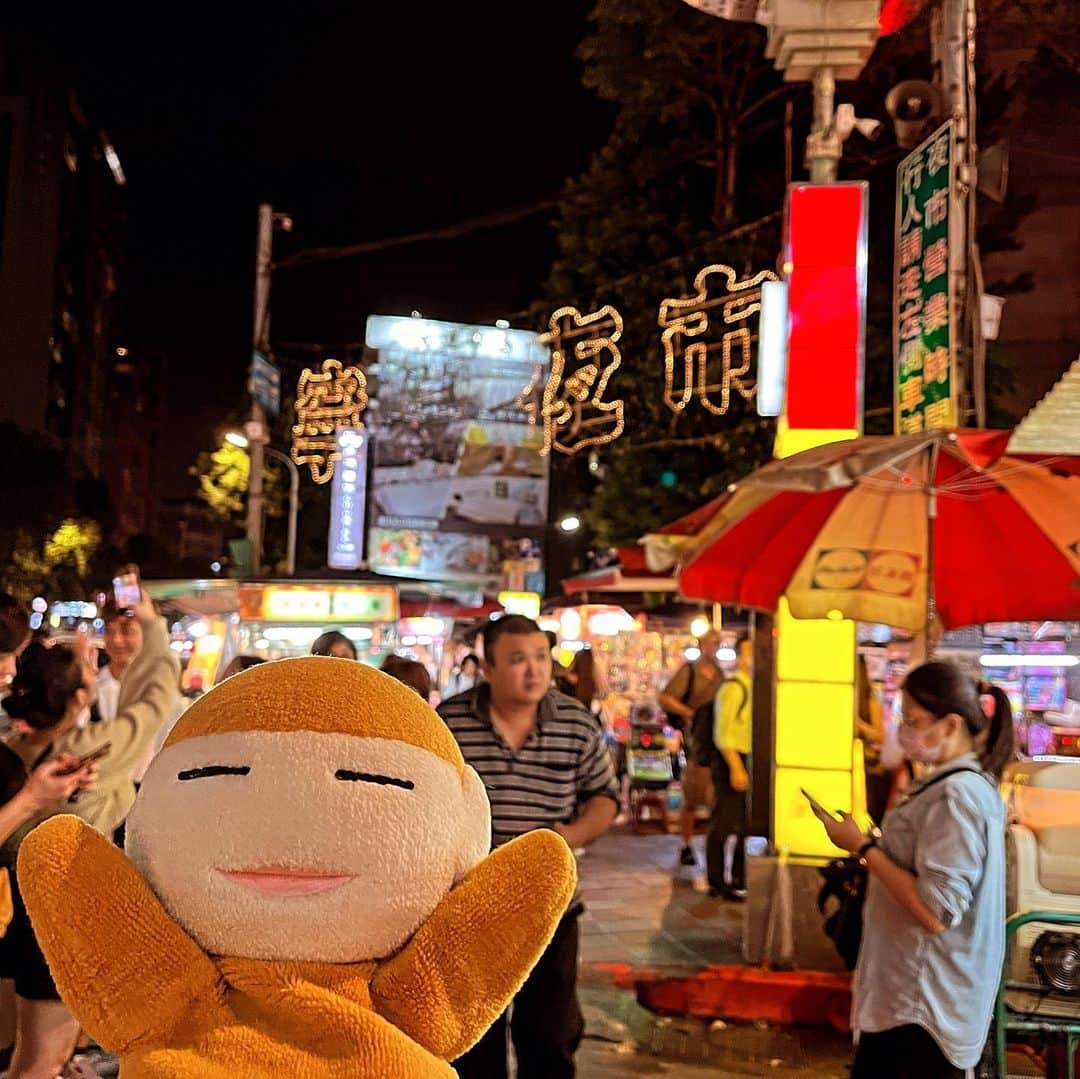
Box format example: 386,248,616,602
273,199,559,270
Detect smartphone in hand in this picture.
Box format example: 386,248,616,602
801,787,838,824
56,742,111,776
112,567,140,610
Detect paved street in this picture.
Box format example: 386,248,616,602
575,826,851,1078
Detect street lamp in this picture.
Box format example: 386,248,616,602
226,431,300,577
558,515,582,534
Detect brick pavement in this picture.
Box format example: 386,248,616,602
576,825,852,1078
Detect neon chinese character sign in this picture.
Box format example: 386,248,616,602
659,263,778,416
291,359,369,484
539,305,625,456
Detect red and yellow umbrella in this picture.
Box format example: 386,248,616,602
675,429,1080,632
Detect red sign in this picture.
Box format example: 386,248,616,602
879,0,925,36
784,184,868,430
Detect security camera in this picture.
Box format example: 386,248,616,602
836,104,883,142
854,117,883,141
885,80,944,149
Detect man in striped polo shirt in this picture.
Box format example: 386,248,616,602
439,614,619,1079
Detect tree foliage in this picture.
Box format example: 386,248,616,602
195,440,251,521
188,392,309,575
0,423,119,605
6,519,104,606
538,0,788,549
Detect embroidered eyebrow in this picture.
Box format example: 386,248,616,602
335,770,415,791
177,765,251,781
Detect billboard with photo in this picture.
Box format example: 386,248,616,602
364,316,550,588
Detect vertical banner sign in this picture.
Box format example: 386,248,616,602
895,121,955,433
327,428,368,571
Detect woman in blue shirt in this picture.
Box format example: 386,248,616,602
812,661,1014,1078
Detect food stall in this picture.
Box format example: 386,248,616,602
540,603,638,658
144,579,402,682
858,619,1080,765
235,582,400,667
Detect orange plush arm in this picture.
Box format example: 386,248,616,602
370,828,577,1060
17,815,225,1053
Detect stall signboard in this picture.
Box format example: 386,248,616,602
328,428,368,571
364,315,550,587
240,584,398,623
498,591,541,619
894,121,956,434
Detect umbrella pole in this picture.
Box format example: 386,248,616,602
925,442,940,660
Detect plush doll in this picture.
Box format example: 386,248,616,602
18,657,577,1078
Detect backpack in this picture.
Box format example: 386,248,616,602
663,665,695,732
690,677,747,768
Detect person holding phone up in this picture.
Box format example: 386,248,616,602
52,572,179,841
808,661,1014,1079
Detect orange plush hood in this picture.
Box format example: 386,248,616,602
164,656,465,775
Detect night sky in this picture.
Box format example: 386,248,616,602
13,5,1078,508
20,3,612,499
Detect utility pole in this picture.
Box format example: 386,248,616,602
244,204,274,576
806,67,839,183
933,0,984,425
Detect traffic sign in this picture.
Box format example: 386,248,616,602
249,350,281,416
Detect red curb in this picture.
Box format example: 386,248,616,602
592,963,854,1033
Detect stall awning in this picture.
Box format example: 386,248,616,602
562,546,678,596
398,595,502,620
144,580,240,617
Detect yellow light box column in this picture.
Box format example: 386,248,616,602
774,423,861,859
773,597,859,857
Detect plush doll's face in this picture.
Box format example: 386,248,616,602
126,729,490,962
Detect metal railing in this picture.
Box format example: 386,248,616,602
994,910,1080,1079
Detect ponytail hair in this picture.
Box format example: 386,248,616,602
977,682,1016,779
903,661,1016,779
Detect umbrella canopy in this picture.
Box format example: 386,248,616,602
677,429,1080,631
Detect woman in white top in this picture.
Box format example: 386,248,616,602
811,660,1014,1078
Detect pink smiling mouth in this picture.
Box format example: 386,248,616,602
219,868,355,897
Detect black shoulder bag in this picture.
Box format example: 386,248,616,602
816,765,984,970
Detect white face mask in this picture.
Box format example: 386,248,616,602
897,719,946,764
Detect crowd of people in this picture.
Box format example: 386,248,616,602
0,585,180,1078
0,591,618,1079
0,584,1019,1079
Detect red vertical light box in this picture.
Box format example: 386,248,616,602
784,183,868,431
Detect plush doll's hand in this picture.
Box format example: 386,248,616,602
370,828,576,1061
17,815,227,1053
